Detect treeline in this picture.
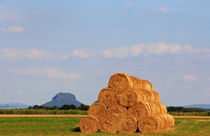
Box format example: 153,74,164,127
167,106,210,116
167,106,209,112
28,104,89,111
0,109,87,115
0,104,89,115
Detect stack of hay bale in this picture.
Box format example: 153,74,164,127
79,73,174,133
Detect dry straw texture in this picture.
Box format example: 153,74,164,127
108,72,153,92
88,102,107,120
128,101,167,121
118,89,160,107
138,114,174,133
118,115,137,133
79,115,99,133
99,115,119,133
98,88,117,108
107,104,127,117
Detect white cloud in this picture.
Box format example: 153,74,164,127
159,7,169,13
115,46,129,58
0,48,53,60
0,5,23,22
72,49,95,58
169,44,182,54
183,75,197,82
146,42,169,54
0,26,24,32
9,67,83,79
102,49,113,58
183,45,201,54
101,42,207,58
131,44,144,56
102,46,129,58
124,1,133,8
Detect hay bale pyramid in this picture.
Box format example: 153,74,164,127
79,73,174,133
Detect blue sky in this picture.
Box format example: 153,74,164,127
0,0,210,106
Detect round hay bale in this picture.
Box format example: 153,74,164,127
117,90,137,107
129,76,153,91
98,88,117,108
118,115,137,133
128,102,167,121
108,73,153,92
107,104,127,117
136,89,160,102
152,90,160,102
138,114,174,133
88,102,107,120
158,114,174,127
79,115,99,133
117,89,160,107
99,115,119,133
138,116,159,133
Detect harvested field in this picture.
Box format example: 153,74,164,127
0,116,209,136
0,114,87,118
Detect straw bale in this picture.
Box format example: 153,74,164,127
118,115,137,133
117,89,160,107
138,114,174,133
128,102,167,121
98,88,118,107
117,90,137,107
88,102,107,120
136,89,160,102
107,104,127,117
108,72,153,92
79,115,99,133
138,116,159,133
99,115,119,133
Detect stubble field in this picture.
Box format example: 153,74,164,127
0,115,209,136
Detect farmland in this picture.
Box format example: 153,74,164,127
0,116,209,136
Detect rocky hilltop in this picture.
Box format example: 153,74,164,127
43,92,81,107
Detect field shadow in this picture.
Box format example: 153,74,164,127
72,126,81,132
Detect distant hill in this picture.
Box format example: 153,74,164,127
43,92,81,107
0,103,29,109
184,104,210,109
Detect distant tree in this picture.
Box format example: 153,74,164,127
29,105,46,109
76,104,89,111
167,106,184,112
47,106,58,110
60,104,71,110
69,104,76,110
167,106,205,112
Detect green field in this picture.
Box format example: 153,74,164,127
0,116,209,136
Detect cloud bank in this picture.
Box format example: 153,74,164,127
9,67,83,79
1,42,209,61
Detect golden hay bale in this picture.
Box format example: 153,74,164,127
108,73,153,92
117,90,137,107
117,115,137,133
98,88,118,108
138,114,174,133
88,102,107,120
107,104,127,117
117,89,160,107
136,89,160,102
99,115,119,133
128,102,167,121
79,115,99,133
